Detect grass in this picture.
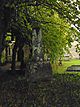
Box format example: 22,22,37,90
52,59,80,75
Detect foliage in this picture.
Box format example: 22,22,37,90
0,0,80,33
5,36,11,41
12,0,79,61
53,0,80,32
0,0,80,62
42,12,74,62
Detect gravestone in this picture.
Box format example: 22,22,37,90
27,27,52,82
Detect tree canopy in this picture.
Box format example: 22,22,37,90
0,0,80,31
0,0,80,62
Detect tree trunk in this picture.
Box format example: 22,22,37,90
0,34,2,65
0,54,2,65
5,46,8,63
20,48,24,70
11,44,17,71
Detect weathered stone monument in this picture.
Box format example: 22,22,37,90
28,27,52,81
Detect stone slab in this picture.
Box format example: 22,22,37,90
66,65,80,72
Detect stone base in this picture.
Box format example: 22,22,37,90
28,62,53,82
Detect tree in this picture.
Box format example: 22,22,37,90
0,0,79,66
42,12,74,62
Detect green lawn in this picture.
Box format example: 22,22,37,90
52,59,80,75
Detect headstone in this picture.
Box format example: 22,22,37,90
28,27,52,82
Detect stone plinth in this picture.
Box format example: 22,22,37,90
28,60,53,82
